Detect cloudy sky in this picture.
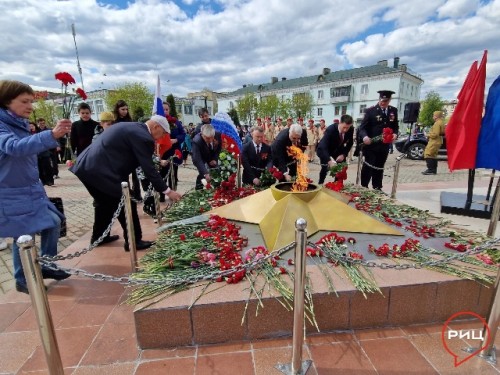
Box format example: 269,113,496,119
1,0,498,100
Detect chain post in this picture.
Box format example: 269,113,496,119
17,235,64,375
153,190,162,227
356,149,363,185
479,269,500,363
237,156,242,189
121,182,138,271
487,183,500,237
276,219,312,374
391,154,405,199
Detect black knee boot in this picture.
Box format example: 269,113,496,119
422,159,437,175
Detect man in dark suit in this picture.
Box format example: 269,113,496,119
191,123,222,189
317,114,354,184
241,126,273,185
357,90,399,191
271,124,308,181
71,115,181,251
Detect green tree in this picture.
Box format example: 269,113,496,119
30,99,59,127
277,97,293,120
133,107,145,122
418,91,445,127
291,92,314,119
166,94,178,118
235,93,258,124
257,94,280,119
106,82,153,120
227,108,240,126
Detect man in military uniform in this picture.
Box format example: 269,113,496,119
357,90,398,191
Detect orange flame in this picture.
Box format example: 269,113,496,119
287,145,309,192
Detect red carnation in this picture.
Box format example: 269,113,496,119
75,87,87,100
55,72,76,86
174,149,183,159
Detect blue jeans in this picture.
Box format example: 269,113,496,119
12,209,61,284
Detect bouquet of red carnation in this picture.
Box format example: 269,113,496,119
55,72,87,119
258,166,282,187
328,162,348,180
371,127,394,144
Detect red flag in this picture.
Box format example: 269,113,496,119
457,61,478,101
446,50,487,171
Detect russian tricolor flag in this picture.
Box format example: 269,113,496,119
152,74,165,117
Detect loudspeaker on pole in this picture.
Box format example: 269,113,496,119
403,102,420,123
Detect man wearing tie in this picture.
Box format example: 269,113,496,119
317,115,354,184
191,124,222,189
357,90,398,191
272,124,308,181
241,126,273,186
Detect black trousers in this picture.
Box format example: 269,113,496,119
318,165,329,184
360,148,389,190
38,156,53,185
83,183,142,244
195,174,204,190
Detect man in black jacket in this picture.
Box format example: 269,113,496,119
271,124,308,181
358,90,398,190
191,123,222,189
241,126,273,185
316,115,354,184
72,115,181,251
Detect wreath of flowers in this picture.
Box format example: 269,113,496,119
209,150,238,188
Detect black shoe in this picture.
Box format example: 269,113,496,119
421,170,436,175
15,281,47,294
41,267,71,280
92,235,120,247
123,240,155,252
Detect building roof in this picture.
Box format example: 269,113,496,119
228,63,422,97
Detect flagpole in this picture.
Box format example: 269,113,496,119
71,24,84,90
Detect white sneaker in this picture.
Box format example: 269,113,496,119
0,239,7,251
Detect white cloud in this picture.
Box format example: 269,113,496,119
437,0,481,18
0,0,499,100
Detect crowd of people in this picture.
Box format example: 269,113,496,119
0,79,400,294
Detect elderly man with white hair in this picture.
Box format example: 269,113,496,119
271,124,308,181
191,123,222,189
72,115,181,251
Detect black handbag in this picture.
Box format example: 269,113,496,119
48,197,67,237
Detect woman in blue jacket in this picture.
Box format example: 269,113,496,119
0,80,71,293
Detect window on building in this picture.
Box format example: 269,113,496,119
229,101,234,109
318,90,324,99
184,105,193,115
334,106,340,115
317,108,323,116
341,105,347,115
361,84,368,95
411,85,414,97
359,104,367,114
330,86,351,98
95,99,104,114
176,105,182,114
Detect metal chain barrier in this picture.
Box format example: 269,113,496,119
306,238,500,270
38,195,126,262
37,241,297,288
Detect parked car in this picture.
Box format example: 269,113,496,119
394,131,446,160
